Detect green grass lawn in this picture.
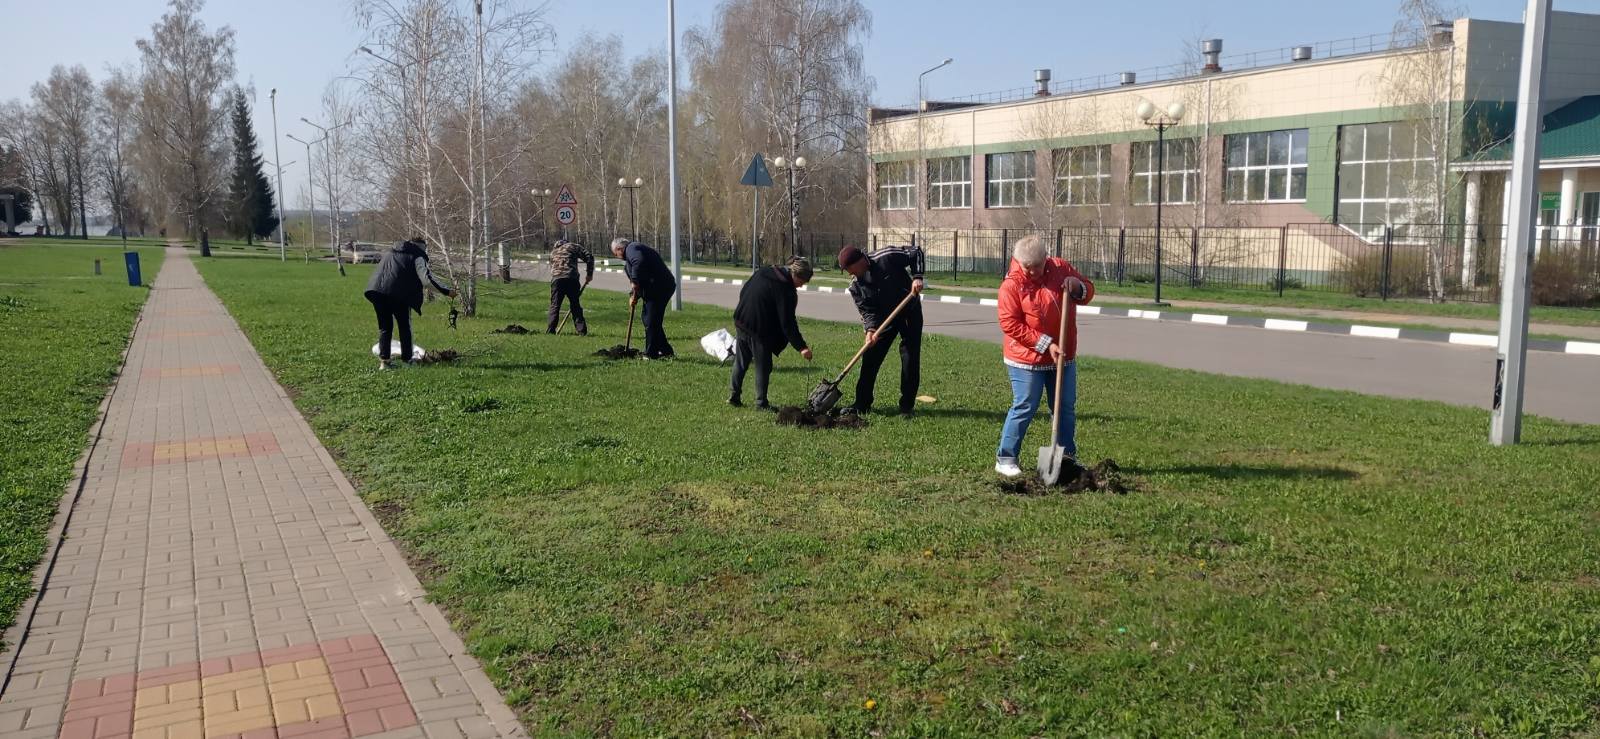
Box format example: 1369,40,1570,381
196,257,1600,736
0,244,164,642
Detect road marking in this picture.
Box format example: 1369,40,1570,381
979,298,999,307
1351,325,1403,339
1449,332,1498,347
1079,305,1102,315
1191,314,1229,326
1264,318,1309,332
1567,340,1600,355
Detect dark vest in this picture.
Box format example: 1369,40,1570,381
365,241,428,313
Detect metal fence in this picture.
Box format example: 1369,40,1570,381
883,223,1600,308
504,223,1600,308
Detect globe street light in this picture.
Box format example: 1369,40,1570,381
1136,100,1186,306
618,177,644,240
531,187,552,246
772,155,807,255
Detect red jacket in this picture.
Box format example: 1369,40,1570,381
998,257,1095,369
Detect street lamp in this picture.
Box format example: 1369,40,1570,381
531,188,552,246
1136,99,1186,306
302,117,353,275
286,132,324,268
917,57,953,246
270,88,287,261
772,156,807,255
359,46,418,231
618,177,644,241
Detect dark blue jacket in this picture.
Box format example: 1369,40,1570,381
365,241,450,314
623,241,675,299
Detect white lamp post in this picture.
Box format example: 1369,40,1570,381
917,58,953,247
618,177,644,240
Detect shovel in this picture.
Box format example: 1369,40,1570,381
808,291,918,414
1037,293,1073,485
554,282,588,335
624,295,638,350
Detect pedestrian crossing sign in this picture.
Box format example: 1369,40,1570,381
555,185,578,206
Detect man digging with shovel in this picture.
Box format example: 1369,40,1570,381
994,235,1094,480
546,239,593,335
837,244,925,418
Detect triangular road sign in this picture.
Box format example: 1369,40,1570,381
740,155,774,188
555,184,578,206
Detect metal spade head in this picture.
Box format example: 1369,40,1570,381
808,380,843,414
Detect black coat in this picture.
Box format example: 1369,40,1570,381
623,241,675,299
365,241,448,314
733,266,808,354
847,245,925,331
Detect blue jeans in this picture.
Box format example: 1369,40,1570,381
996,362,1076,463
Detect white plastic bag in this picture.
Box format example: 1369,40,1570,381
700,328,736,363
371,342,426,361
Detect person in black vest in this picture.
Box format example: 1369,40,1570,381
610,238,677,359
730,256,815,409
364,238,455,370
838,244,925,417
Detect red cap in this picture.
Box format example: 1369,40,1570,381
837,245,866,269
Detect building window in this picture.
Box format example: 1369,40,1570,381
1053,145,1111,206
927,156,971,209
1130,138,1198,205
1336,121,1437,236
875,161,915,211
1225,129,1308,203
985,151,1035,208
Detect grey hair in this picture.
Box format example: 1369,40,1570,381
1013,235,1048,267
610,237,630,251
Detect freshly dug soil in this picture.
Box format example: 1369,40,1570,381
594,345,642,360
774,406,868,430
998,458,1130,495
417,349,461,364
493,324,531,334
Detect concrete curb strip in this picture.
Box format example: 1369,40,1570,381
582,263,1595,356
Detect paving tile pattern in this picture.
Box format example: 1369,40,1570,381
0,249,518,739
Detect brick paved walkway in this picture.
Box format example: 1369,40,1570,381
0,249,522,739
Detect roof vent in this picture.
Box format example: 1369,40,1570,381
1034,68,1051,96
1292,45,1313,62
1120,71,1137,85
1202,38,1223,74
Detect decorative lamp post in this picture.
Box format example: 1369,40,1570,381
618,177,644,240
772,156,807,254
1136,99,1186,306
917,57,953,246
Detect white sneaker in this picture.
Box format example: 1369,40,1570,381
378,359,393,371
994,460,1023,478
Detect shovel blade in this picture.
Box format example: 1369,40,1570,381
808,382,842,414
1037,445,1067,485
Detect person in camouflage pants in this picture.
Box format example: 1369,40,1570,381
546,239,594,334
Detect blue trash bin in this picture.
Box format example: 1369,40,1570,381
124,252,141,287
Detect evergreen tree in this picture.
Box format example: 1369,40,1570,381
226,89,278,244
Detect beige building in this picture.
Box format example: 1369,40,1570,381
866,12,1600,291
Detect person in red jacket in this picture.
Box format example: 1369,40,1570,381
994,235,1095,477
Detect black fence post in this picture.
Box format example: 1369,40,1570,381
1277,226,1288,297
1381,226,1394,301
1000,228,1009,276
1189,227,1200,288
872,233,878,250
952,230,959,281
1116,227,1127,286
809,232,815,267
1055,228,1063,259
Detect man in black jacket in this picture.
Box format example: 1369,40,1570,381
838,244,925,416
730,257,815,409
610,238,677,358
364,238,455,369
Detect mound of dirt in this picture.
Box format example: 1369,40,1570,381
774,406,868,430
417,349,461,364
493,324,531,334
594,345,642,360
997,458,1130,495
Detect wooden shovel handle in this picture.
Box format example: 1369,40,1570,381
833,290,918,384
625,295,638,349
1049,286,1070,447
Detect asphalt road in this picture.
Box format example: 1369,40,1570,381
528,263,1600,426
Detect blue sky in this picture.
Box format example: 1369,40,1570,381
5,0,1597,208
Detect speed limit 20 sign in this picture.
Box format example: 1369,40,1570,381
553,184,578,225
